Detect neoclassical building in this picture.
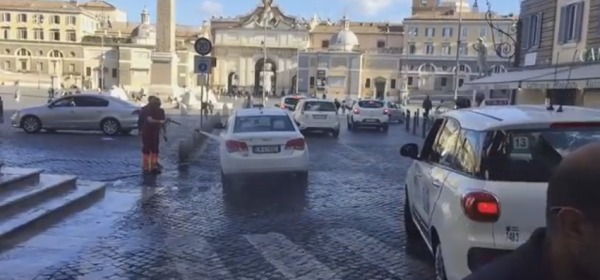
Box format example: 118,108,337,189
209,0,404,97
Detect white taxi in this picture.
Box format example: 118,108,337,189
218,108,309,192
347,99,390,132
399,105,600,280
292,99,340,137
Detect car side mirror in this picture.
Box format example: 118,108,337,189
400,143,419,159
214,122,225,129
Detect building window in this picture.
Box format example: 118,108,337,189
458,78,464,87
365,78,371,88
442,27,453,37
34,28,44,40
407,77,413,86
459,43,468,55
523,13,542,49
86,67,91,76
442,43,452,55
441,77,447,86
67,30,76,42
321,40,329,48
391,79,396,89
19,60,27,71
309,76,315,88
480,27,488,38
409,27,418,36
36,62,43,72
558,2,584,44
421,0,428,6
67,16,76,25
0,13,11,22
377,40,385,48
68,64,75,73
461,27,468,38
33,14,44,24
50,29,60,41
409,43,416,54
425,43,434,54
112,68,118,78
17,14,27,23
17,28,27,40
51,15,60,25
425,27,435,37
1,27,9,39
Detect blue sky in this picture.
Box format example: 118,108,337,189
108,0,520,26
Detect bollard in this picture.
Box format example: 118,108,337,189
416,109,420,127
412,111,418,135
405,109,411,131
422,117,428,138
0,96,3,124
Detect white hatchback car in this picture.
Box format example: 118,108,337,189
399,105,600,280
218,108,310,192
347,99,390,132
292,99,340,137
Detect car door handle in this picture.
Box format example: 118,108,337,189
432,180,443,188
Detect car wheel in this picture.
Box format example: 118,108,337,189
100,118,121,136
434,243,448,280
331,129,340,138
404,189,420,239
21,116,42,134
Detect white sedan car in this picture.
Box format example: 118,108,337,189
218,108,309,192
292,98,340,137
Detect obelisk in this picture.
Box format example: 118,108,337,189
149,0,178,101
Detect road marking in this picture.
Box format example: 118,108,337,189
245,232,340,280
339,142,377,164
167,236,233,280
326,228,407,277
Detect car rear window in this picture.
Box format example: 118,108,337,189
284,97,302,106
481,125,600,182
303,101,336,112
233,115,295,133
358,100,384,108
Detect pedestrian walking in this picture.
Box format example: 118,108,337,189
463,142,600,280
334,98,341,113
14,87,20,103
422,95,432,117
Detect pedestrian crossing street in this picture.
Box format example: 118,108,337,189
67,227,434,280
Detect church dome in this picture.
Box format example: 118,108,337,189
328,15,359,52
131,23,155,39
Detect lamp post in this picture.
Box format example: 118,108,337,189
96,14,111,91
453,0,464,102
261,18,268,106
483,0,519,64
401,30,415,104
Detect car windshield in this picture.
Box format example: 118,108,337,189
233,115,295,133
481,125,600,182
303,101,336,112
358,100,384,108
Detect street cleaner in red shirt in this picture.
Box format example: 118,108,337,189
141,96,166,174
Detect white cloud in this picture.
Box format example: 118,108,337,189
350,0,394,16
199,0,223,16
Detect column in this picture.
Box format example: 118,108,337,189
149,0,179,101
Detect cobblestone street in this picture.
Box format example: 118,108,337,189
0,98,434,279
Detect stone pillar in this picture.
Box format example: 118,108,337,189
149,0,179,101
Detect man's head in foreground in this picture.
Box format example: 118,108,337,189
547,142,600,278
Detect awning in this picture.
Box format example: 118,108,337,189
520,64,600,89
461,67,570,91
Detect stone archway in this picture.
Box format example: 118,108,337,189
291,75,297,94
227,72,238,93
254,57,277,96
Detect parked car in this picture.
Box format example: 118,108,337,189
217,108,309,193
399,105,600,280
292,98,340,137
346,99,390,132
11,94,140,136
385,101,404,123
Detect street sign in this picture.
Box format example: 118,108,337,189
194,37,212,56
194,56,215,74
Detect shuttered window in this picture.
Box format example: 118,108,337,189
558,1,585,44
521,13,542,50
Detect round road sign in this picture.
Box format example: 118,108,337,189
198,62,208,72
194,37,212,55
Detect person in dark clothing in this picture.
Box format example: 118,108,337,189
463,142,600,280
422,95,432,117
141,96,166,173
334,98,341,112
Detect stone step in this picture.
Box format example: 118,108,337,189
0,180,106,249
0,168,43,193
0,174,78,219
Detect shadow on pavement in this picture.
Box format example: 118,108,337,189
223,176,308,217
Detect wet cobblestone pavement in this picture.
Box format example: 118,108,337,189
0,112,434,280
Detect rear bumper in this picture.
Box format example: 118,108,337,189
298,121,339,131
221,151,309,175
467,247,513,272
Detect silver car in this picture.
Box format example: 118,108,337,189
11,94,140,136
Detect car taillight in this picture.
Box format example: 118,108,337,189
285,138,305,150
550,122,600,128
383,109,389,115
225,140,248,153
462,192,500,222
132,109,140,115
353,108,360,114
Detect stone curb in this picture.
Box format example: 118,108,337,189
177,114,222,163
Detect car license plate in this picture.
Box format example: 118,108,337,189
313,115,327,119
253,145,280,154
364,119,377,122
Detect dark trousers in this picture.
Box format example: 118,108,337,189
142,129,160,155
